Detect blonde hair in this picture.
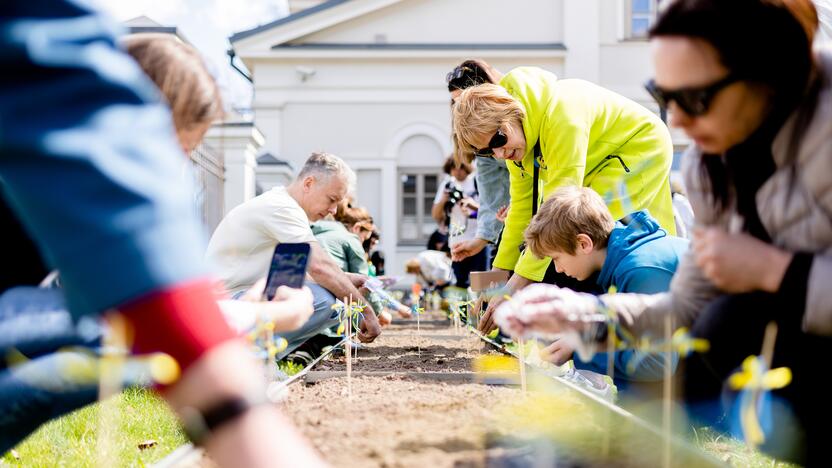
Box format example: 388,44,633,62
525,186,615,257
123,33,223,132
452,84,525,163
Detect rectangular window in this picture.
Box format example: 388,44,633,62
398,170,441,246
626,0,659,40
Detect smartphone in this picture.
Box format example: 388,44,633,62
263,243,311,300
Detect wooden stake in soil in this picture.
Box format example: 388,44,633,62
747,322,779,442
662,313,673,468
416,294,421,356
344,296,352,400
602,314,616,457
518,338,527,395
97,315,128,466
412,282,422,357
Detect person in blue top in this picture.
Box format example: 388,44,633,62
0,1,323,464
524,186,689,392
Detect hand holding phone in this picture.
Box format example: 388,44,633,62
263,243,311,301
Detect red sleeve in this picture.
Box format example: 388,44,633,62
117,279,236,372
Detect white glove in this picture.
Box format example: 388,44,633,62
493,284,602,339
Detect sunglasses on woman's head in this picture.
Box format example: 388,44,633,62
644,74,740,117
473,129,508,157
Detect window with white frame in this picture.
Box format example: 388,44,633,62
398,170,441,246
627,0,659,39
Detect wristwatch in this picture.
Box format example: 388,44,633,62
180,394,269,446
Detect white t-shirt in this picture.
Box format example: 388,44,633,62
206,186,316,295
434,174,478,245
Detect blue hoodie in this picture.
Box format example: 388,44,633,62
573,211,690,386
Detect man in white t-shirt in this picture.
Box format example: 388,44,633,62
207,153,381,357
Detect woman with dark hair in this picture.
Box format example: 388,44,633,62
446,60,511,266
431,155,484,288
494,0,832,463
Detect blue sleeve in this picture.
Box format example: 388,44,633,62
619,267,675,295
575,350,678,382
0,2,208,318
474,156,511,243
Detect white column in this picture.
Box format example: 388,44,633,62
204,122,265,213
253,106,284,160
379,160,398,274
564,0,601,82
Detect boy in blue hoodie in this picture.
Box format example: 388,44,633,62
524,186,690,390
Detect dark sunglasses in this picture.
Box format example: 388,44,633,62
644,74,740,117
446,66,481,91
473,129,508,157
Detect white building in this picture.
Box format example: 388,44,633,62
229,0,688,277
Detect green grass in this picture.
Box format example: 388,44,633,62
1,359,308,467
276,360,304,376
2,388,187,467
695,427,801,467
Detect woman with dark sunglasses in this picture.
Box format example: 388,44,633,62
489,0,832,463
453,66,675,333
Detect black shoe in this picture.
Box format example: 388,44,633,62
285,350,314,367
291,334,343,361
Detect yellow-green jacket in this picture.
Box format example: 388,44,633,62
494,67,675,281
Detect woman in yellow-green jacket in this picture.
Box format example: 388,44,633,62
453,66,674,332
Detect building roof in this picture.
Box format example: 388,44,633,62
271,42,567,51
257,153,293,167
230,0,351,43
123,16,186,42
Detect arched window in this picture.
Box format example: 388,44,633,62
393,129,448,246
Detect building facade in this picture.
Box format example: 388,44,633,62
229,0,687,277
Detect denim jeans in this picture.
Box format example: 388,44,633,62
0,287,101,367
0,288,105,453
275,283,339,360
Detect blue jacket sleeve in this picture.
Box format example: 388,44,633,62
619,267,676,295
0,3,208,318
575,349,678,382
474,156,511,243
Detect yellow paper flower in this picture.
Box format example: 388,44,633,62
728,355,792,447
728,356,791,391
671,327,710,356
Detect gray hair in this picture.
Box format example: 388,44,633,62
297,152,356,193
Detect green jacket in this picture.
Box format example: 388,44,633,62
311,221,369,275
312,221,384,314
495,67,675,281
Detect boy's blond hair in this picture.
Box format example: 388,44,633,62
452,84,525,164
525,186,615,257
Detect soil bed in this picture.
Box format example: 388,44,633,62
316,331,492,373
282,313,524,467
282,376,518,468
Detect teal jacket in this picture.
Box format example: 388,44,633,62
311,221,368,275
575,211,689,385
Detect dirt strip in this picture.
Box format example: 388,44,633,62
280,316,520,467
